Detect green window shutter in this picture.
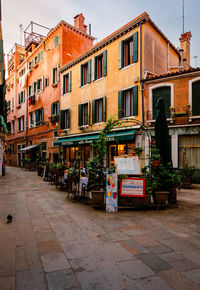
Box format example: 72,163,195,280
51,104,54,116
35,110,39,125
67,109,70,129
118,91,124,118
63,75,66,95
133,32,138,63
78,104,83,127
60,110,65,129
57,102,60,116
94,57,97,81
192,81,200,116
88,60,91,84
103,96,106,122
79,66,82,87
18,93,20,104
103,50,107,77
69,71,72,92
42,108,44,121
118,41,124,69
132,85,138,116
88,101,91,125
57,65,60,82
92,100,96,124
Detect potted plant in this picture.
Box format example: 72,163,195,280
181,162,195,187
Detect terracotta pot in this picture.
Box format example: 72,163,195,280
168,187,177,204
91,190,105,207
153,191,169,207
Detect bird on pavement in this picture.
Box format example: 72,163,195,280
7,214,12,223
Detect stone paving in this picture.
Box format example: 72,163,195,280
0,167,200,290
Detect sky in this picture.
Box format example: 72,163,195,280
2,0,200,68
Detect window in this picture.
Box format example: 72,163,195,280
62,71,72,94
18,91,25,105
80,60,91,86
34,82,37,94
78,102,90,127
45,77,49,88
7,122,11,134
29,112,33,128
34,56,38,66
12,120,15,134
51,102,59,116
7,100,11,112
60,109,70,130
152,87,171,119
92,96,106,124
37,78,43,93
12,97,14,109
52,66,60,85
12,144,15,155
94,50,107,80
35,108,44,127
192,81,200,116
28,85,32,97
54,35,59,48
118,86,138,118
18,116,24,132
19,68,25,77
119,32,138,69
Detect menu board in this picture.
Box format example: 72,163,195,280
106,173,118,212
120,177,145,197
114,156,141,175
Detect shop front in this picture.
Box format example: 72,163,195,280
54,129,137,168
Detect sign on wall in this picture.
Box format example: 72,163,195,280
120,177,145,197
106,173,118,212
114,155,141,175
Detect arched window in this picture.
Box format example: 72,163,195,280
192,81,200,116
152,87,171,119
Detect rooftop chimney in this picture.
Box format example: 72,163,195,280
179,31,192,68
74,13,87,34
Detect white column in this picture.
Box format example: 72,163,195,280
171,134,178,168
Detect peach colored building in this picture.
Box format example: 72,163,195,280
6,14,94,166
142,32,200,181
55,12,180,168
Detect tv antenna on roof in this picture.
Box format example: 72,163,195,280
19,24,23,45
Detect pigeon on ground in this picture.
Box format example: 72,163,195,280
7,214,12,223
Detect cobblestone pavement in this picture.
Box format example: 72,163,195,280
0,167,200,290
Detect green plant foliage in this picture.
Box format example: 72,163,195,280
182,162,195,179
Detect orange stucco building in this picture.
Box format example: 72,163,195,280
55,12,180,168
6,14,94,166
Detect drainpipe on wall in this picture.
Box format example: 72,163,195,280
25,72,28,146
140,22,144,125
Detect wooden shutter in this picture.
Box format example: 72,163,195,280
133,32,138,63
51,104,54,116
35,110,39,126
52,68,54,84
62,75,66,95
41,108,44,122
18,93,20,105
57,65,60,82
67,109,70,129
88,60,91,84
118,91,124,118
23,91,25,103
79,65,82,87
42,76,44,91
92,100,96,124
132,85,138,116
69,71,72,92
60,110,65,129
103,96,106,122
192,81,200,116
118,41,124,69
153,87,171,119
88,101,91,125
94,57,97,80
103,50,107,77
57,102,60,116
78,104,83,127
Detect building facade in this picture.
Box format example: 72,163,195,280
6,14,94,166
55,12,180,168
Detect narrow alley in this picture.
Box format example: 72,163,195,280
0,167,200,290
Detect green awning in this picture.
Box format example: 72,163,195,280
106,130,136,142
53,130,136,146
53,134,99,146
